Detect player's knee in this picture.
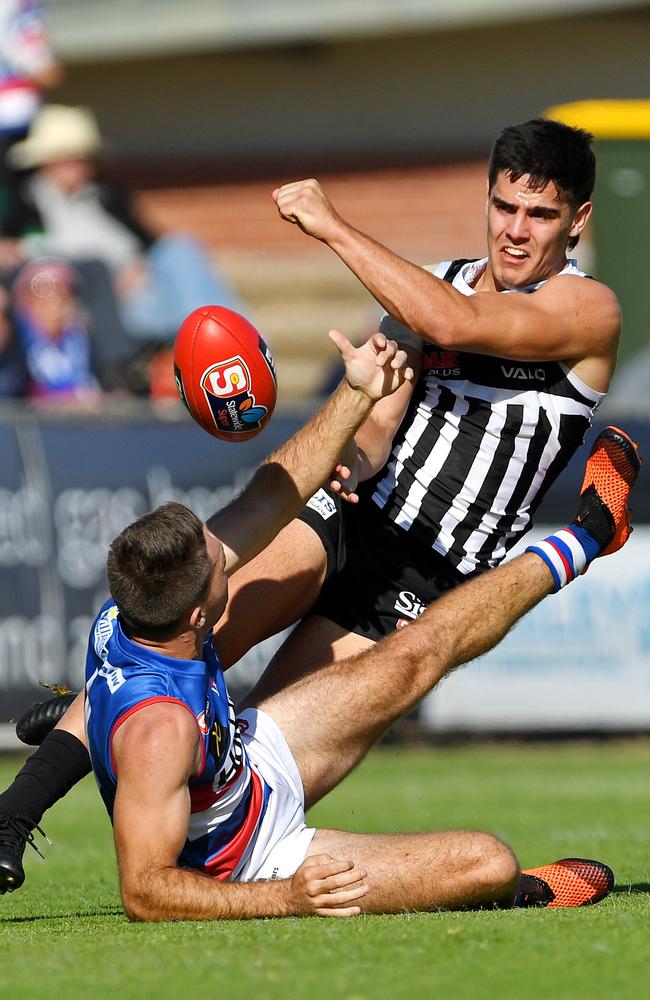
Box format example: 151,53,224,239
466,831,520,901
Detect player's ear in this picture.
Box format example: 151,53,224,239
189,606,206,629
569,201,592,239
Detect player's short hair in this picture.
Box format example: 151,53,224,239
106,502,212,640
488,118,596,249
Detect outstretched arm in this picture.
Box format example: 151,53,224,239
209,330,413,576
330,322,422,501
112,702,368,921
272,180,619,380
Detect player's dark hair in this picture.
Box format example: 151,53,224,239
488,118,595,249
106,502,212,640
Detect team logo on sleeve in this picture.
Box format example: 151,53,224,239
201,357,268,435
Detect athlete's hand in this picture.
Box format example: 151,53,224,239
272,179,343,243
331,329,414,403
289,854,369,916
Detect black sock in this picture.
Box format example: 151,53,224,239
0,730,92,829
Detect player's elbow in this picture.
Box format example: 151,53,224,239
121,886,156,922
120,874,168,922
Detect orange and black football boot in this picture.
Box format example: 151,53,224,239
574,425,641,556
516,858,614,908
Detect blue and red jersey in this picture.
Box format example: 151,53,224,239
84,601,270,880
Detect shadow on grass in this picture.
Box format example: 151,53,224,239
612,883,650,895
0,907,123,924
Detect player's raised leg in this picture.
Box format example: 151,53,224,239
259,550,553,808
239,613,375,706
258,425,640,809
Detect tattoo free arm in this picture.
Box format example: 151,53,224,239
112,702,368,921
273,179,620,387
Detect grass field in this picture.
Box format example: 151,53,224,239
1,741,648,999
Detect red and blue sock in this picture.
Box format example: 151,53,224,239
526,523,601,593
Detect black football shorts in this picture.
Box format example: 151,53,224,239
297,488,468,642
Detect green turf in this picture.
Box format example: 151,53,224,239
1,742,648,999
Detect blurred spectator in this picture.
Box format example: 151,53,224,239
11,257,100,401
0,1,62,212
0,279,28,396
3,104,245,343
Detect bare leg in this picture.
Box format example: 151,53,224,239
54,692,87,743
239,615,374,706
215,518,328,668
257,552,552,807
308,828,520,911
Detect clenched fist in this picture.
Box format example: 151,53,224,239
272,179,343,243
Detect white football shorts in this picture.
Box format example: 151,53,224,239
231,707,316,882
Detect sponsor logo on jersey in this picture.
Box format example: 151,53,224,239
306,488,337,520
423,349,461,377
500,365,547,381
201,356,268,435
197,707,210,735
394,590,427,621
209,718,227,763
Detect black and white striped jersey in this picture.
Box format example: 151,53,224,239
364,257,604,576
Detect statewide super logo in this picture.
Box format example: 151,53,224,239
200,355,269,436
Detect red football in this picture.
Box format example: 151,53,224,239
173,306,277,442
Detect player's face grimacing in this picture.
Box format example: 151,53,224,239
201,527,229,632
485,170,591,291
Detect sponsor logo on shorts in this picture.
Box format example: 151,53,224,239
201,356,268,435
394,590,427,622
306,488,337,520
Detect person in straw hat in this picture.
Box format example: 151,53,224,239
3,103,243,344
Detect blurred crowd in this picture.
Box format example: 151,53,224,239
0,0,244,406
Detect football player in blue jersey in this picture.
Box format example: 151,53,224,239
1,412,640,913
92,425,635,919
0,119,635,908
